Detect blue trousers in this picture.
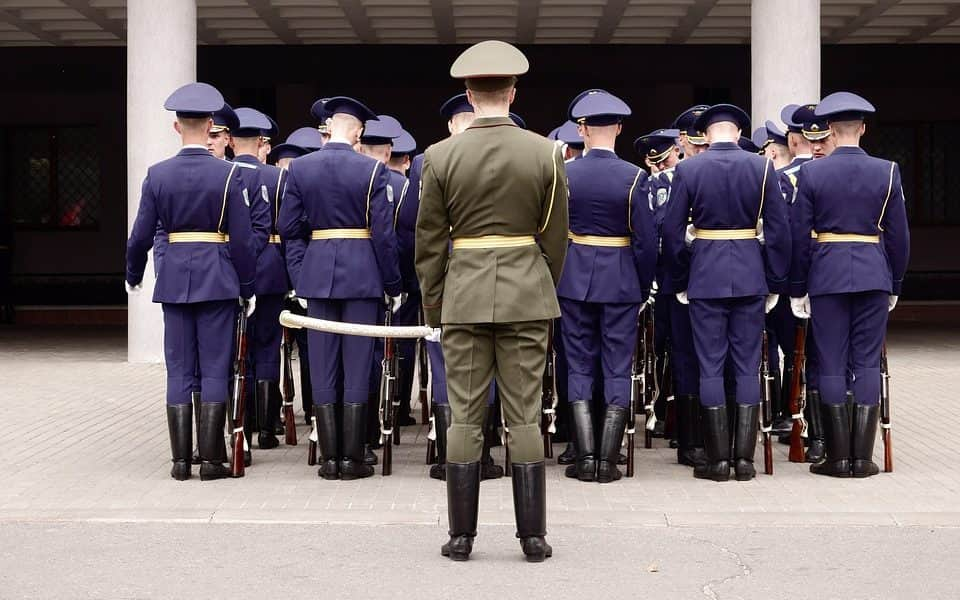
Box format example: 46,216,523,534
810,292,887,407
162,300,236,406
249,293,284,381
427,338,495,407
559,298,640,409
307,298,378,406
689,296,764,408
667,295,700,395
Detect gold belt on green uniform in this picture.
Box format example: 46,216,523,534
451,235,537,250
816,232,880,243
692,228,757,240
168,232,226,243
311,228,371,240
568,232,631,247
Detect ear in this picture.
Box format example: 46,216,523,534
508,88,516,105
173,120,182,135
465,89,475,108
204,118,213,135
616,123,623,136
861,122,867,136
577,123,586,138
447,120,455,135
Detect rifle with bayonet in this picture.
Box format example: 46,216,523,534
281,327,297,446
230,303,250,478
759,330,774,475
788,322,808,463
541,320,558,459
642,308,657,449
880,343,893,472
379,309,399,475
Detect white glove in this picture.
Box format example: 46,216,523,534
387,294,403,314
425,328,442,344
765,293,779,314
675,291,689,305
888,295,898,312
289,290,308,310
241,295,257,318
650,280,659,297
756,218,765,246
684,223,696,247
125,281,142,295
790,295,810,319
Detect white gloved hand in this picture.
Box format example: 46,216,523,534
765,293,780,314
425,328,442,344
125,281,142,295
756,218,765,246
289,290,308,310
387,294,403,314
888,295,899,312
650,280,659,297
241,295,257,318
676,291,689,305
684,223,696,247
790,295,811,319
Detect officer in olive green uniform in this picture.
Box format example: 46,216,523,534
416,41,568,563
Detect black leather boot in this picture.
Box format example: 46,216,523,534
191,391,202,465
597,406,627,483
363,394,379,466
557,442,576,465
810,403,852,477
564,401,596,481
481,408,504,480
256,380,280,449
805,390,826,462
167,404,192,481
340,403,374,480
430,404,452,481
315,403,340,480
769,370,792,435
441,462,480,561
694,405,730,482
198,402,231,481
676,394,707,467
512,461,552,562
852,404,880,478
733,404,759,481
557,403,576,464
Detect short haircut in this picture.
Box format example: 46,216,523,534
177,116,210,133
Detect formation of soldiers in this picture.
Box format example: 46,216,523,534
126,41,910,561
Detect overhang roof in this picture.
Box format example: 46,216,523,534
1,0,959,47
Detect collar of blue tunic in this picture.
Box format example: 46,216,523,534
323,141,355,152
706,141,739,151
831,146,866,156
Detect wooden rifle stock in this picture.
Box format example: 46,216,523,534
788,322,808,463
880,343,893,472
230,306,249,478
281,327,298,446
759,330,774,475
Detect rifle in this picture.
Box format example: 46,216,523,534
419,335,436,465
230,303,249,478
281,327,298,446
880,343,893,473
759,330,774,475
642,308,657,449
307,414,318,466
627,310,644,477
379,309,399,476
788,322,808,463
541,320,558,459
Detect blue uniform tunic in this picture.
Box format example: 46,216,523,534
557,149,656,408
663,142,791,408
127,147,257,406
278,141,401,406
790,146,910,407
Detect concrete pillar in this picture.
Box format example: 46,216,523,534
751,0,820,127
126,0,197,363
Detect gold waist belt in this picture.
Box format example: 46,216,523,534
311,228,371,240
269,234,281,244
693,228,757,240
452,235,537,250
816,232,880,243
568,232,631,248
168,232,226,243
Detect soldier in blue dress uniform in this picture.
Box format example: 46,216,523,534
126,82,258,481
388,128,417,175
636,127,706,467
278,96,402,481
663,104,792,482
789,92,910,478
231,107,291,448
207,104,237,160
672,105,709,159
557,90,656,483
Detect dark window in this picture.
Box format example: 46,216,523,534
863,121,960,226
4,126,101,229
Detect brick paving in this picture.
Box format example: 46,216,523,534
0,323,958,527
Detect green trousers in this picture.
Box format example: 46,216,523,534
442,320,549,464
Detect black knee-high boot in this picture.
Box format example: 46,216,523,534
167,404,192,481
694,404,731,482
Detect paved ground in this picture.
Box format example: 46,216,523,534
0,323,957,598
